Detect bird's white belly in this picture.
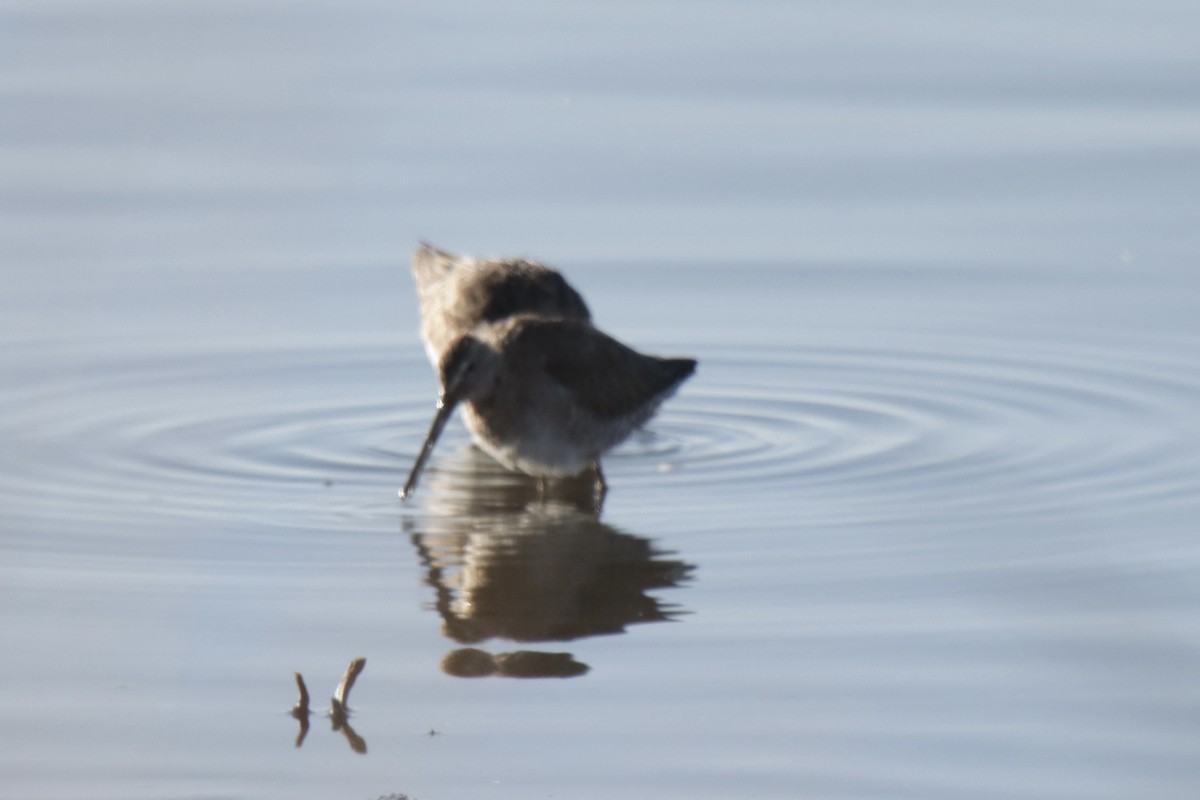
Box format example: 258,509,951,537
460,402,618,478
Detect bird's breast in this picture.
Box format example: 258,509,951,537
460,398,597,478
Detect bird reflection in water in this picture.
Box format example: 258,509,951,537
405,446,694,678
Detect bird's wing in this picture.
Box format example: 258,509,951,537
509,319,695,420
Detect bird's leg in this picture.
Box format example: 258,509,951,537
537,476,548,502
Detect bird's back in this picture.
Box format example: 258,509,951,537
500,316,695,422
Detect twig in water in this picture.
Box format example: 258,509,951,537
334,657,366,707
291,672,312,748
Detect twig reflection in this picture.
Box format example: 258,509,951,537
290,657,367,753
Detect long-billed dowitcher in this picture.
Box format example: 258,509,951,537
411,243,591,368
400,256,696,501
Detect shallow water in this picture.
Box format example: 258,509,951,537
4,3,1200,799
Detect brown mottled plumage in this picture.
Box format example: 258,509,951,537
402,246,695,502
410,243,591,368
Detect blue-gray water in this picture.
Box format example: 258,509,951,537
3,3,1200,799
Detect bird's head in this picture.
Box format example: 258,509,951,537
400,334,498,500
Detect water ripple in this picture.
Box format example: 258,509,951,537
2,333,1198,534
654,336,1200,523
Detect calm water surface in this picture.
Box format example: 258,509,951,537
3,3,1200,799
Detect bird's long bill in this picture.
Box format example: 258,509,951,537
399,396,458,500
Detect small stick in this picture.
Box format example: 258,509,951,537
333,657,366,707
292,672,311,713
291,672,312,748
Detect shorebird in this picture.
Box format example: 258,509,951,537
410,243,591,368
400,250,696,502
